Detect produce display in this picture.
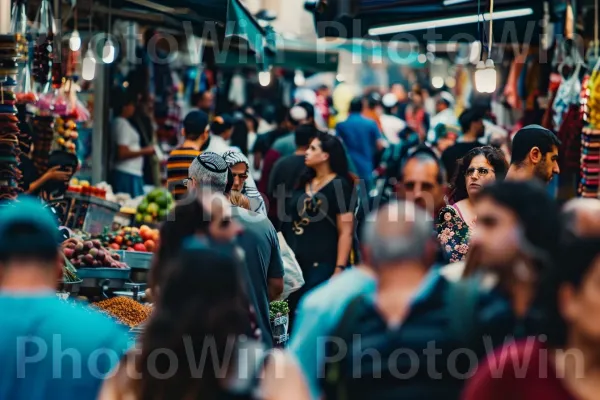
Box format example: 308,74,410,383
68,178,108,198
0,34,23,200
62,237,127,269
269,300,290,321
135,188,174,225
97,225,158,252
54,115,78,153
94,296,152,327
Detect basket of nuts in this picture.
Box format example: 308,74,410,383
93,296,153,328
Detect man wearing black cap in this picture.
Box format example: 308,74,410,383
0,197,130,399
441,108,486,181
166,110,209,200
506,124,561,184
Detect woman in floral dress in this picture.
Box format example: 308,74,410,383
437,146,508,262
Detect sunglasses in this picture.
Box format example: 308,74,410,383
465,167,494,177
183,177,194,187
231,173,248,179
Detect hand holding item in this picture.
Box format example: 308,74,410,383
43,166,71,182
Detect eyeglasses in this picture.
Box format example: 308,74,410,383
465,167,494,177
183,177,194,187
231,173,248,179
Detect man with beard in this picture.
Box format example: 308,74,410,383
441,108,486,180
396,146,447,219
506,124,561,184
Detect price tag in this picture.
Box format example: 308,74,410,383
273,316,288,327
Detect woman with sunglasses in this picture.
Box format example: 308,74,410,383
436,146,508,262
100,243,309,400
283,133,355,307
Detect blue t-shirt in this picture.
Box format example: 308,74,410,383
0,294,132,400
336,113,382,185
289,268,377,400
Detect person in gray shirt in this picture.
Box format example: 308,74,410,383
190,152,284,348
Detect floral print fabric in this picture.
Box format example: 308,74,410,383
436,205,471,263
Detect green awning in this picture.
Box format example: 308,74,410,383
215,37,339,73
225,0,275,64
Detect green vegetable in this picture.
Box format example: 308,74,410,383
269,301,290,320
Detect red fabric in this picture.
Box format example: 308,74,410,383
405,105,427,141
557,105,583,172
463,340,575,400
504,60,526,109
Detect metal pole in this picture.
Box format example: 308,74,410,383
92,63,108,185
0,0,11,34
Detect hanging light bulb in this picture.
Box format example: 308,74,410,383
431,76,444,89
483,59,497,93
294,69,305,86
69,30,81,51
474,60,487,93
102,38,116,64
82,47,96,80
258,70,271,87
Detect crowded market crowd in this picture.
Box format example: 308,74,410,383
4,81,600,400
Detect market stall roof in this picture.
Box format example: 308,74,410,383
309,0,546,44
215,37,339,72
98,0,275,55
214,37,426,72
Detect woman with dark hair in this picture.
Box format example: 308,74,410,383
463,237,600,399
436,146,508,262
148,193,241,297
283,132,355,296
100,243,309,400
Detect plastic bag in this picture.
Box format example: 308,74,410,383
277,232,304,300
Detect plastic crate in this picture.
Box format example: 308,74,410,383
47,192,120,235
114,250,153,270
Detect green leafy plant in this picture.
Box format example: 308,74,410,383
269,300,290,320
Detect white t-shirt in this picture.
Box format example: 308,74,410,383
113,117,143,177
380,114,406,145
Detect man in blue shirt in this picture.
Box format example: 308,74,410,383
336,97,386,190
0,197,131,400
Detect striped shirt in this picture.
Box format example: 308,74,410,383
166,147,201,200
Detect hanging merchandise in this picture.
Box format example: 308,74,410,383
228,72,246,107
580,58,600,198
32,0,56,91
10,0,33,102
54,116,77,154
0,35,23,200
552,63,582,132
31,114,54,175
